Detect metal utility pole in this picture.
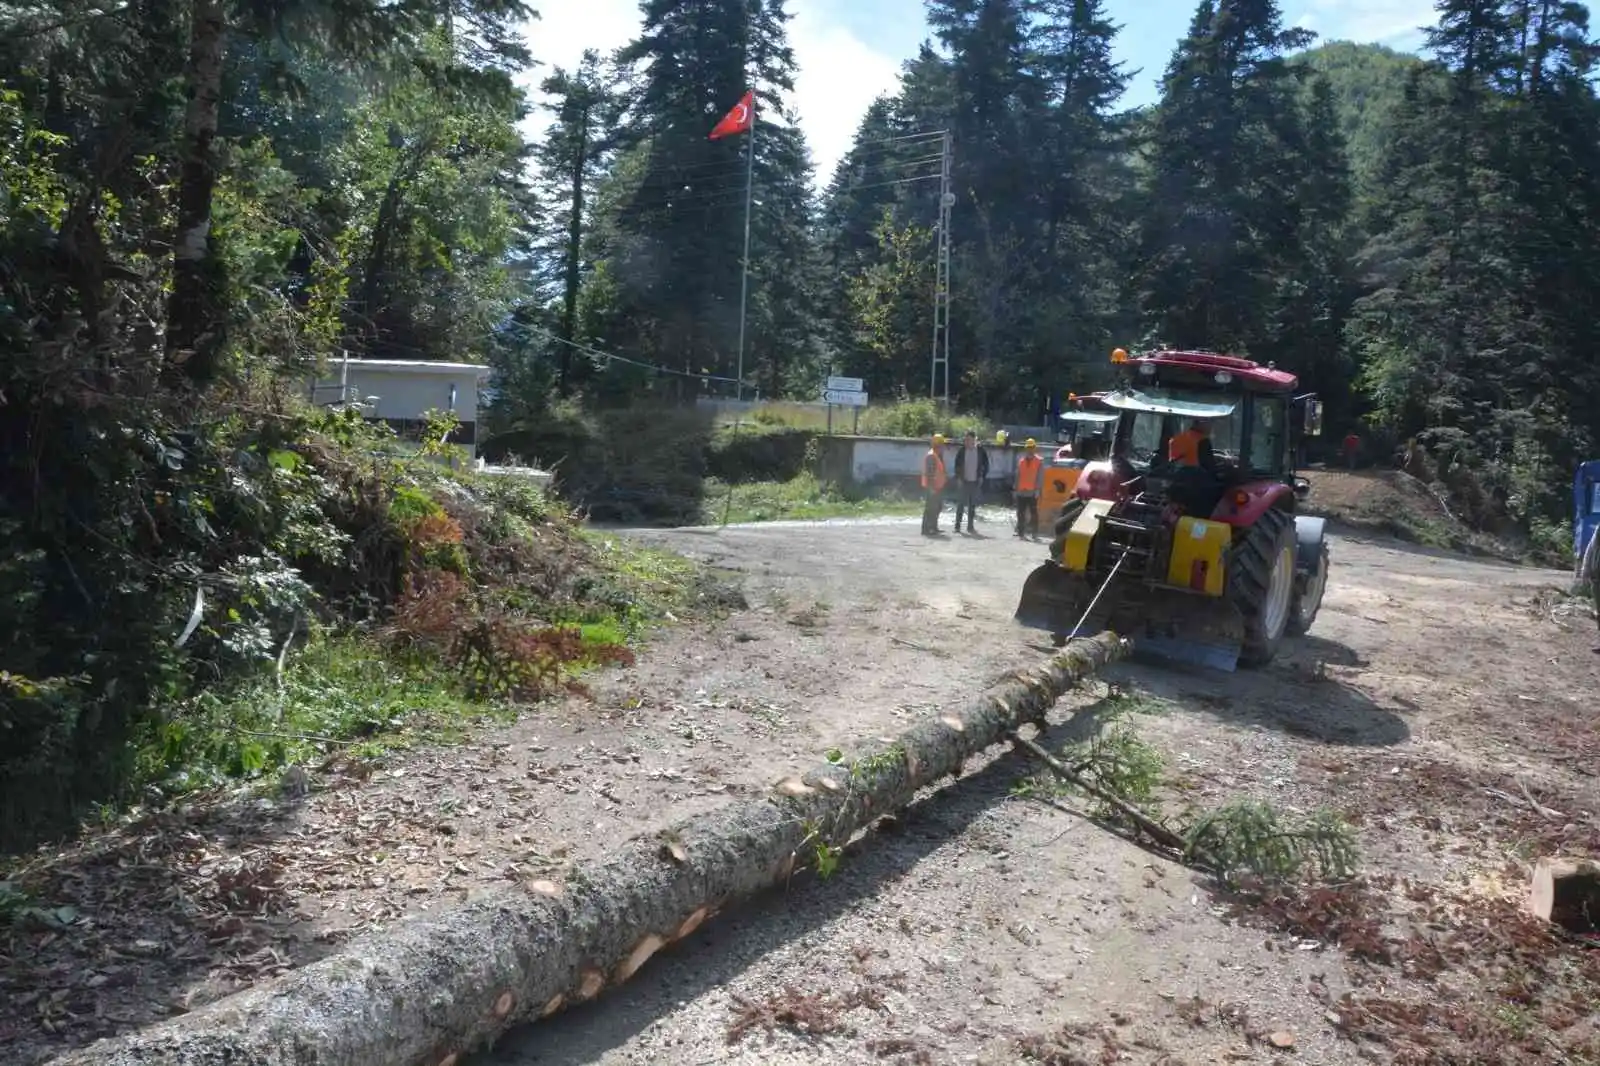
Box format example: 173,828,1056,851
930,129,953,406
734,101,756,403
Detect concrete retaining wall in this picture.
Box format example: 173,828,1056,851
815,435,1024,496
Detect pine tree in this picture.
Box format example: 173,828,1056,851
1135,0,1316,358
535,50,624,393
609,0,819,396
1273,76,1357,430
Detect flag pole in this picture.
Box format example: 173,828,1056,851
734,97,755,403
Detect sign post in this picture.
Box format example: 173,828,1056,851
821,377,868,435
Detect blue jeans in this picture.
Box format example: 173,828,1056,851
955,482,980,528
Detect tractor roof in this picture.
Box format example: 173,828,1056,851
1102,389,1237,418
1132,349,1298,393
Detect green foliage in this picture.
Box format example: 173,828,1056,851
1039,722,1166,820
483,402,718,524
137,631,497,793
1183,800,1360,887
857,399,988,440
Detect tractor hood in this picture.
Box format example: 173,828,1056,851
1101,388,1238,419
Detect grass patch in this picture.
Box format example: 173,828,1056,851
704,471,922,524
135,632,510,795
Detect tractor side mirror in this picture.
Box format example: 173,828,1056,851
1293,476,1311,500
1303,400,1324,438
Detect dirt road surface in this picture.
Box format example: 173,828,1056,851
7,500,1597,1065
464,508,1597,1066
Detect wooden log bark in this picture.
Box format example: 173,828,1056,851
48,632,1127,1066
1530,857,1600,933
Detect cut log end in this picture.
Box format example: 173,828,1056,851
492,990,515,1018
1530,857,1600,932
775,776,814,797
436,1055,459,1066
528,879,562,898
540,994,566,1018
614,933,665,983
675,905,709,940
577,967,606,1001
939,715,965,733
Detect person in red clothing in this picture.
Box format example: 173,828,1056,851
1342,431,1361,470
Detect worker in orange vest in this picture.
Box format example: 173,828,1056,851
921,433,948,536
1014,439,1044,539
1168,418,1214,469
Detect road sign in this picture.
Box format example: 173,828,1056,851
821,388,868,407
826,376,864,393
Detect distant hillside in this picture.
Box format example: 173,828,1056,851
1292,41,1436,189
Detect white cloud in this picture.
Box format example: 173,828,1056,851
1290,0,1436,47
514,2,903,184
513,0,639,140
788,5,904,183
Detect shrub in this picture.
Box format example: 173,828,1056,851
387,568,635,702
858,399,989,440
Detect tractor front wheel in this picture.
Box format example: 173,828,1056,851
1228,508,1297,668
1287,539,1329,636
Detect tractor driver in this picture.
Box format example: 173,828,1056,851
1168,418,1217,473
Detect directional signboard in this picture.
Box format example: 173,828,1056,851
821,388,868,406
826,376,864,393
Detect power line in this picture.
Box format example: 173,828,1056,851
843,173,942,194
852,130,948,150
515,325,746,385
843,153,944,179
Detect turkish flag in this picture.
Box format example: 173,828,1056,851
709,91,755,139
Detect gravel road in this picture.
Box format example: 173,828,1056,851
470,509,1594,1066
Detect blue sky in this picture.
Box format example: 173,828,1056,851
520,0,1441,182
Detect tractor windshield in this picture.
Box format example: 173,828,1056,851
1110,388,1242,472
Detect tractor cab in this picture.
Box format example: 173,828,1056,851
1037,394,1120,517
1015,347,1331,673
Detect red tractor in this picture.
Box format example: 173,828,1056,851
1014,347,1329,671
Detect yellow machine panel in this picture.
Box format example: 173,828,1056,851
1060,497,1114,571
1039,460,1086,518
1166,516,1230,597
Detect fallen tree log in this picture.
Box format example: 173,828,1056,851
49,632,1126,1066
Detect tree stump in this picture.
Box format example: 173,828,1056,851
1530,857,1600,933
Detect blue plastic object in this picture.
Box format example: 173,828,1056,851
1576,460,1600,561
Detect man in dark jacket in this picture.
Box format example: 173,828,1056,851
950,430,990,534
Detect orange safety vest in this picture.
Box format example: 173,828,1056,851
1015,454,1043,494
1169,428,1204,466
922,449,948,492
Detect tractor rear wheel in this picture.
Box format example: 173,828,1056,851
1287,538,1328,636
1227,508,1297,668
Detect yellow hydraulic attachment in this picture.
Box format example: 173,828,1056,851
1166,516,1230,597
1059,498,1112,571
